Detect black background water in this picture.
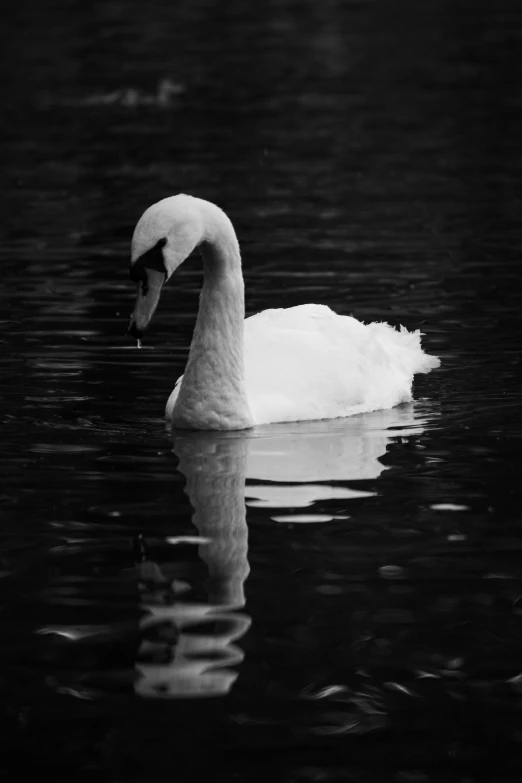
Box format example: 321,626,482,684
2,0,522,780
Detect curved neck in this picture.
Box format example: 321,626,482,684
171,215,254,430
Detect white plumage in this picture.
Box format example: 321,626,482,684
129,195,439,430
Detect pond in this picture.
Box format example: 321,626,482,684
2,0,522,780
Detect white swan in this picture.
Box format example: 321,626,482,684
128,194,439,430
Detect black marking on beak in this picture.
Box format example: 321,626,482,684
130,237,167,282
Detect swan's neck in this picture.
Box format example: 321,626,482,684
171,230,254,430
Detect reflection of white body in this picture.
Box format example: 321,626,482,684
129,195,440,430
245,405,427,517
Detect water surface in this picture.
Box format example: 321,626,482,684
2,0,522,780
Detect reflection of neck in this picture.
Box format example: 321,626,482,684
171,230,253,431
134,434,251,699
176,434,250,608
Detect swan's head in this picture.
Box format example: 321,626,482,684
128,195,205,338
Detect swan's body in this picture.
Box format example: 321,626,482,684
129,195,439,431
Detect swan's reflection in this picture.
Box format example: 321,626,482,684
244,404,427,521
135,404,427,698
135,434,251,699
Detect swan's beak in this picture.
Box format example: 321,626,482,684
128,268,165,338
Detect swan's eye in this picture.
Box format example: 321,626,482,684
141,274,149,296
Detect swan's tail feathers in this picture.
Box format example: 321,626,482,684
399,326,441,374
368,322,440,376
413,350,441,374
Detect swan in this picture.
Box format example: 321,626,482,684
128,194,439,430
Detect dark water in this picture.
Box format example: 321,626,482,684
2,0,522,780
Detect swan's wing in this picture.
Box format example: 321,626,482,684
244,307,375,423
244,305,438,425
